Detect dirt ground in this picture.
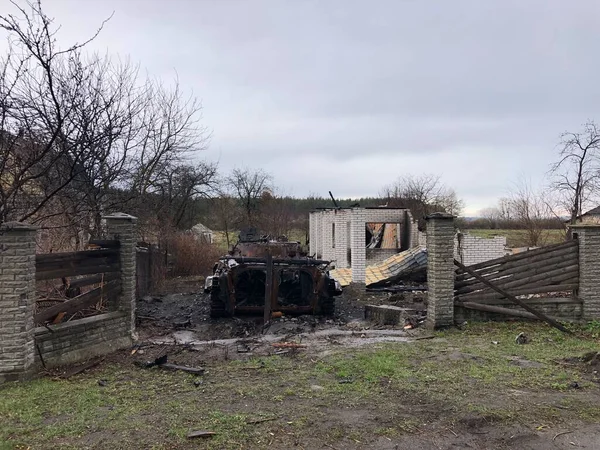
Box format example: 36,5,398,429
2,278,600,449
136,276,426,342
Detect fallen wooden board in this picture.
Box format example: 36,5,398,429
454,259,571,334
159,363,205,375
459,301,565,322
59,358,104,379
246,416,277,424
187,430,216,439
272,343,307,349
34,280,121,323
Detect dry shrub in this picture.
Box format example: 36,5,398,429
169,232,222,277
149,250,167,291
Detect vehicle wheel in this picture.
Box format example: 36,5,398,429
317,294,335,316
209,288,227,318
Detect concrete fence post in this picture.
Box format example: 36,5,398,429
425,213,455,328
571,224,600,320
0,222,37,383
104,213,138,337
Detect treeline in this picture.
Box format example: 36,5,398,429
456,217,565,231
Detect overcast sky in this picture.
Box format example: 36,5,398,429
4,0,600,214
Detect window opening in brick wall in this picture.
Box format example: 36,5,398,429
365,223,401,249
332,223,335,248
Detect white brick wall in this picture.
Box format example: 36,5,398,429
321,211,336,262
418,231,427,247
309,208,416,283
309,213,315,256
366,248,399,265
455,233,507,266
334,210,350,268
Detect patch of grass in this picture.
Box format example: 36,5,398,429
1,322,599,449
467,229,565,247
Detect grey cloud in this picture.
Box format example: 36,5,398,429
4,0,600,213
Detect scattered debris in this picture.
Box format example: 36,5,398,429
554,430,574,441
158,362,204,375
515,332,529,345
582,352,600,366
187,430,216,439
58,358,104,379
246,416,277,425
236,343,251,353
135,355,204,375
272,342,307,349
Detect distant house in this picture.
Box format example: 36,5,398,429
190,223,214,244
575,206,600,224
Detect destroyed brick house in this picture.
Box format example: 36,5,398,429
310,207,508,287
309,207,425,286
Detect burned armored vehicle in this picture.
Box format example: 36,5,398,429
204,228,342,318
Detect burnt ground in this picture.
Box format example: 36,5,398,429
136,276,428,343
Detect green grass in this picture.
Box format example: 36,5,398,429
468,229,566,247
1,322,599,449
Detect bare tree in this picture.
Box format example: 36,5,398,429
227,168,272,227
210,194,238,248
550,121,600,225
380,174,463,227
0,1,215,246
258,191,294,239
507,179,553,247
478,207,501,229
0,0,112,224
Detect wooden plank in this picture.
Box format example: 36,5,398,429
455,251,578,287
455,258,578,290
36,263,121,281
455,240,576,274
159,363,205,375
49,273,121,294
463,268,579,296
68,273,120,289
456,263,579,295
459,273,579,298
454,259,571,334
455,244,578,279
34,280,121,323
455,246,578,283
458,276,579,304
36,257,119,274
88,239,120,249
457,295,582,306
458,301,565,321
187,431,216,439
36,249,119,264
457,283,580,302
456,269,579,297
